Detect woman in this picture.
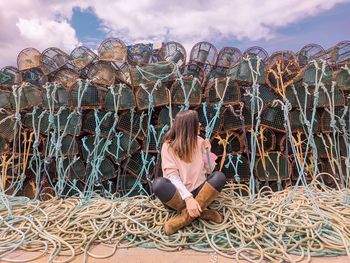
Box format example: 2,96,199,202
152,110,226,235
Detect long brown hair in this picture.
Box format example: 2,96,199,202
163,110,199,163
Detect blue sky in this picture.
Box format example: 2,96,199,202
0,0,349,67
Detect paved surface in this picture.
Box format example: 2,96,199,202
3,246,350,263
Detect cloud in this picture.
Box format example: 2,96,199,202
0,0,349,67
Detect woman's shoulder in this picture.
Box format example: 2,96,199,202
197,136,205,143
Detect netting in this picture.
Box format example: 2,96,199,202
42,47,70,74
98,37,127,62
158,41,186,68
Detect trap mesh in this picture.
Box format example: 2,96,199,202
108,133,140,163
86,158,117,182
21,68,48,87
53,69,80,89
291,156,322,182
219,154,250,182
81,135,106,161
183,63,205,86
196,105,222,134
255,152,290,182
87,61,116,87
69,80,101,109
98,38,127,62
11,84,43,111
127,43,152,65
104,85,135,111
302,62,333,86
321,108,349,132
335,66,350,90
297,44,326,68
0,90,13,110
23,108,50,135
279,134,309,156
135,82,169,110
55,109,82,135
189,41,218,66
129,62,175,87
316,85,345,108
221,106,252,131
229,56,265,84
285,81,312,108
42,84,68,110
157,105,181,128
289,109,320,133
313,135,347,159
117,174,141,196
70,46,97,70
117,110,148,139
158,41,187,68
0,137,9,154
260,106,285,132
205,78,240,106
242,85,277,113
57,135,79,156
171,76,202,107
62,157,86,181
246,128,276,154
0,66,20,87
42,47,70,74
142,126,168,153
211,132,244,156
216,47,242,69
17,48,42,71
82,110,116,138
123,152,155,177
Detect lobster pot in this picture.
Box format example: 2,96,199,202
81,135,106,161
211,132,244,156
291,156,323,182
69,80,101,109
86,158,117,182
105,85,135,111
242,85,277,114
82,110,116,138
205,78,240,106
321,108,349,132
57,135,79,156
246,128,276,154
297,44,325,68
243,46,269,61
62,157,86,181
289,109,320,133
17,48,42,71
219,154,250,182
10,83,43,111
53,68,80,89
319,157,347,186
183,63,205,86
117,174,142,196
42,47,70,74
129,62,175,87
70,46,97,70
157,105,181,128
55,109,82,135
21,178,37,199
87,61,116,87
135,82,169,110
142,126,168,153
98,38,127,62
118,110,148,139
21,68,48,87
0,90,13,110
285,81,312,108
279,134,309,156
0,137,9,154
127,43,153,65
335,66,350,90
302,61,333,87
229,55,265,84
108,133,141,163
114,62,132,85
217,47,242,69
42,83,68,110
260,106,285,132
190,41,218,66
123,152,156,177
255,152,290,182
331,41,350,66
316,85,345,108
265,54,300,92
196,104,222,134
313,134,347,159
23,108,50,134
221,106,252,131
171,76,202,107
0,66,21,87
206,67,229,83
158,41,187,68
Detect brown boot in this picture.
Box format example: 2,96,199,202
164,190,186,212
164,182,220,235
200,209,223,224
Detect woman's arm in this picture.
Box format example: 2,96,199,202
168,174,193,200
202,138,217,173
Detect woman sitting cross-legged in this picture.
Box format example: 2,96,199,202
152,110,226,235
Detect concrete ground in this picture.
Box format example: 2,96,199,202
3,246,349,263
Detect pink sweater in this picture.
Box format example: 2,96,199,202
161,136,217,192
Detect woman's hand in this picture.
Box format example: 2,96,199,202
185,197,202,217
202,138,211,152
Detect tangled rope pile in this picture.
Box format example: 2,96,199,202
1,175,350,263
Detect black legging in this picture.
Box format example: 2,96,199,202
152,171,226,203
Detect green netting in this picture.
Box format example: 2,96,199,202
221,106,252,131
335,65,350,90
302,62,333,86
82,110,115,137
157,105,181,128
42,84,68,110
289,109,320,133
62,158,86,181
206,78,240,106
104,85,135,111
86,158,116,182
129,62,175,86
23,108,51,135
196,104,222,133
81,135,105,160
171,77,202,106
321,108,349,132
0,89,13,110
70,81,101,109
10,84,43,110
123,152,155,177
285,81,312,108
260,106,285,132
255,152,290,181
117,110,148,138
55,109,82,135
246,128,276,154
229,56,265,84
316,85,345,108
0,110,16,141
135,82,169,110
108,132,140,163
220,154,250,182
21,68,47,87
211,132,243,156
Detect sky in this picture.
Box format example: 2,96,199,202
0,0,350,68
